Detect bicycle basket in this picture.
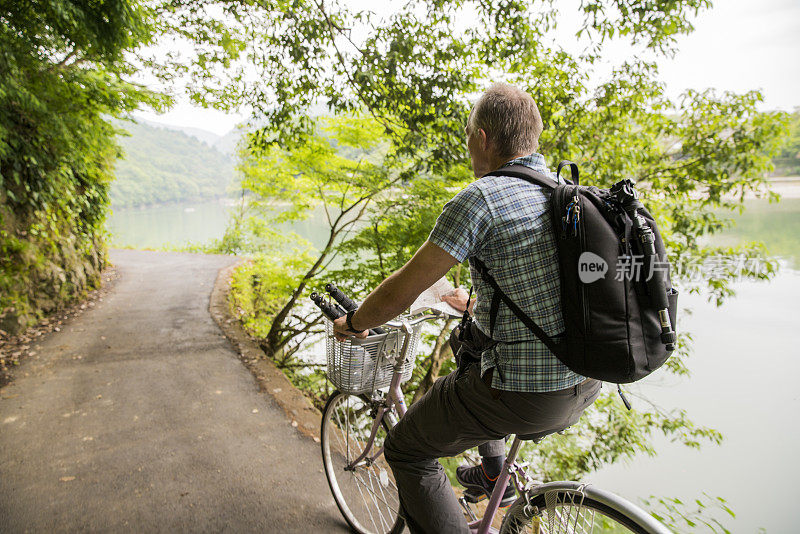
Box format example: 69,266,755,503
324,319,421,395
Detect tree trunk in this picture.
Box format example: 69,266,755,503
263,225,340,357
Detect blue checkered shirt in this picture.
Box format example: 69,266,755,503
428,153,585,392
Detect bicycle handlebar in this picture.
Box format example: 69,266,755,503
381,312,442,331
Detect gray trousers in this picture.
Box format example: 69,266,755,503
383,365,600,534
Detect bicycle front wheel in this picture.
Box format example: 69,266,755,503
500,482,671,534
321,391,404,534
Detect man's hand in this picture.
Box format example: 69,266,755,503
332,315,368,342
442,287,475,315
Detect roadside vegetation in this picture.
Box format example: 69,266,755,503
0,1,165,348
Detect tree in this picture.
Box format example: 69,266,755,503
0,0,166,345
159,0,786,311
772,109,800,176
226,115,399,365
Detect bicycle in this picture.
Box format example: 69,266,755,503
319,313,672,534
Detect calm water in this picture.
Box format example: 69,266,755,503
589,198,800,533
107,200,235,249
713,197,800,270
107,200,333,251
108,197,800,533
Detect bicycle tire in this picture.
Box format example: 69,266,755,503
499,481,671,534
321,391,405,534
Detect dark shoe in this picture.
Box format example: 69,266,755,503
456,464,516,507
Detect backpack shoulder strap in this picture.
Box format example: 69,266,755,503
484,164,564,188
470,256,563,358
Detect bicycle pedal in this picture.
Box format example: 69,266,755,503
463,492,516,510
462,491,486,504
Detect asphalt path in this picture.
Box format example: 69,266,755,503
0,249,349,533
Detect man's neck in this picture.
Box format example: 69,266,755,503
498,152,530,168
481,152,530,177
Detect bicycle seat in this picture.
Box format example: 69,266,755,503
517,427,568,442
516,433,545,442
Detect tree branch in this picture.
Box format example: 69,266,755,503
50,48,78,70
310,0,404,133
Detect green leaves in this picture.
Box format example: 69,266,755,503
578,0,712,55
644,493,737,533
239,115,394,228
225,115,407,358
2,0,158,67
229,253,317,339
1,0,162,330
158,0,725,174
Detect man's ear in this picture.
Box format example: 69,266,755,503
478,128,490,151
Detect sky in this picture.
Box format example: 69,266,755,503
134,0,800,136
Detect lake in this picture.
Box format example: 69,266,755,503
591,267,799,533
108,196,800,533
107,199,334,252
107,200,235,250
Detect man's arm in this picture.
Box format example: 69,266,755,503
333,241,459,339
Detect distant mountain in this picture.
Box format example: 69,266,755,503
213,126,246,157
135,117,222,146
111,120,235,208
170,125,222,146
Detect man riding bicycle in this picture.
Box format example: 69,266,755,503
333,83,601,533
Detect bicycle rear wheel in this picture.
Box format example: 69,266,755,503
500,482,671,534
321,391,405,534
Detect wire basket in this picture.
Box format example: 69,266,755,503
325,319,421,395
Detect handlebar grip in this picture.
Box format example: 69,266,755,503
310,293,345,320
311,292,387,335
325,283,359,312
324,284,386,335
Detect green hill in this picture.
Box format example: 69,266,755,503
111,120,235,207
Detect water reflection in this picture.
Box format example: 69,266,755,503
107,200,333,251
715,197,800,269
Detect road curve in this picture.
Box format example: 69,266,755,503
0,249,349,533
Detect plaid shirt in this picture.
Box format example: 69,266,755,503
428,153,585,392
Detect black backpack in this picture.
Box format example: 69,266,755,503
473,162,678,387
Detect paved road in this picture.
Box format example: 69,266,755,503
0,250,348,533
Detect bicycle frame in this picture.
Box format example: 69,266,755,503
468,436,530,534
344,319,416,471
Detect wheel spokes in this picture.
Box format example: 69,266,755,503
324,393,401,534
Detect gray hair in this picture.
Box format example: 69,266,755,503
467,83,544,158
